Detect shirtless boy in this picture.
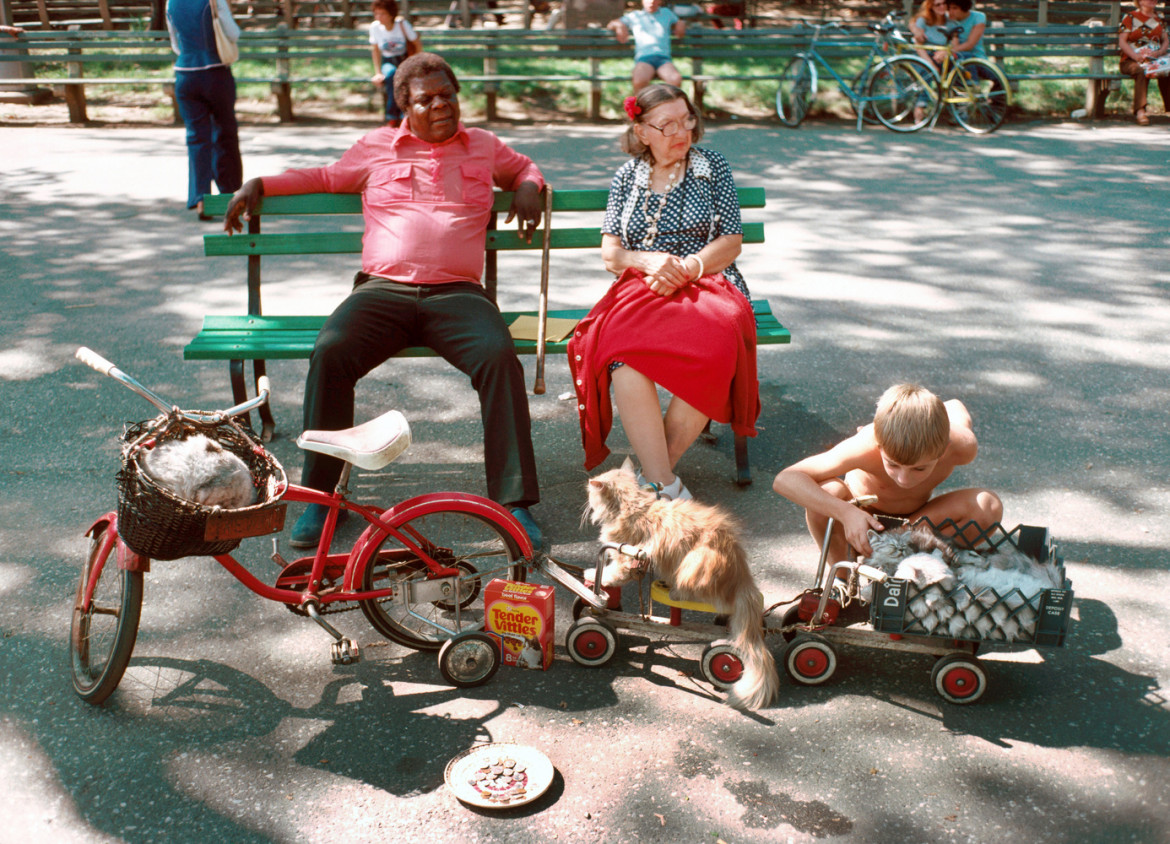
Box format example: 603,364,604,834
772,383,1002,561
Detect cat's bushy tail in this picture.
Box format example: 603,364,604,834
724,586,779,711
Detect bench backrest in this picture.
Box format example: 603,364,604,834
200,186,766,310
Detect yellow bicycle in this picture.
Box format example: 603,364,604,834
902,36,1012,133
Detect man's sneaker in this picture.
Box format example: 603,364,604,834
509,506,544,554
290,504,347,549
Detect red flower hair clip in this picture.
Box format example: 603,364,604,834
623,96,642,121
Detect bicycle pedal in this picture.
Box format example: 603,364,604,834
330,638,361,665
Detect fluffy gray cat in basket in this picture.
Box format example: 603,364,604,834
139,434,256,509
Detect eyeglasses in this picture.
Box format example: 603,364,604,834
642,114,697,137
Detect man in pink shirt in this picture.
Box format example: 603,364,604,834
224,53,546,550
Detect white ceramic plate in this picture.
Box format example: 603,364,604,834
445,742,554,809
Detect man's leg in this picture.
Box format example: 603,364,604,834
300,280,417,492
418,283,539,509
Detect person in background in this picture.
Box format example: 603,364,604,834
1119,0,1170,125
944,0,986,61
369,0,421,127
607,0,686,93
166,0,243,221
909,0,949,67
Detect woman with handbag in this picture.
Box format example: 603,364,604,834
166,0,243,220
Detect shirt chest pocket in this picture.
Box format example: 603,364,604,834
459,163,495,209
366,161,415,205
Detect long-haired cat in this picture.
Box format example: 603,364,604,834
139,434,256,509
584,459,779,712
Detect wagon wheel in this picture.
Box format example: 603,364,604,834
565,617,619,668
700,639,745,690
931,654,988,705
784,634,838,686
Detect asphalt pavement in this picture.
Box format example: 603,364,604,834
1,116,1168,844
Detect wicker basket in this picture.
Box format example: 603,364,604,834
116,414,287,561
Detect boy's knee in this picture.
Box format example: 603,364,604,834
976,489,1003,523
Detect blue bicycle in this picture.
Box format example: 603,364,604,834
776,12,939,133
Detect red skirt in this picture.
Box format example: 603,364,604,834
568,267,760,470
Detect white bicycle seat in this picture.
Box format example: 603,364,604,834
296,409,412,471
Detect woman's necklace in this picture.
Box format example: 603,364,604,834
641,157,685,249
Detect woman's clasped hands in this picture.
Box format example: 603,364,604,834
638,251,696,296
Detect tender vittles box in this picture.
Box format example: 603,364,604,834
484,579,555,670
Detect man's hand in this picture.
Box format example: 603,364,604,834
841,506,884,558
224,178,264,235
506,180,542,244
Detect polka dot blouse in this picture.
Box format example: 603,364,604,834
601,146,749,299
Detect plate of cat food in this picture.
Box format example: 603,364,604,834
445,742,554,809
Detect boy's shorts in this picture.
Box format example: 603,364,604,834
636,54,673,69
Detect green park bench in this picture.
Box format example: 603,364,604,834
184,186,788,484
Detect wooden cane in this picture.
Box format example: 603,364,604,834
533,185,554,395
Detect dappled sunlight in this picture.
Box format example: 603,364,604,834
0,563,35,596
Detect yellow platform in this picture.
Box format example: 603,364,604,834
649,580,719,614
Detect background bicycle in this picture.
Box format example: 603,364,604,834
776,12,939,133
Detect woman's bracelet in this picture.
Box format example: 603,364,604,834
686,253,705,280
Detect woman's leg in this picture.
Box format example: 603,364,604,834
663,393,710,469
631,61,657,92
612,366,708,487
382,61,400,123
174,71,213,210
1122,58,1150,116
611,365,672,485
207,67,242,195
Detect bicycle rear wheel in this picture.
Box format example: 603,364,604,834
359,506,525,651
947,58,1009,133
70,526,144,704
867,55,939,132
776,55,816,127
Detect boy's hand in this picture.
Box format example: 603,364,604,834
842,507,885,558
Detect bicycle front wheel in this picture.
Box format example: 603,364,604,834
947,58,1009,133
777,55,816,127
359,505,525,651
70,526,143,704
867,55,940,132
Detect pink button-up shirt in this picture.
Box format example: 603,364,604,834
261,123,544,285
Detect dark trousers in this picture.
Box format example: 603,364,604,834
174,65,243,209
301,277,540,508
1121,58,1170,114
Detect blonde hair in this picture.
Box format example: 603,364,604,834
873,384,949,465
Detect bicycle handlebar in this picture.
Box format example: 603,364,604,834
75,346,271,424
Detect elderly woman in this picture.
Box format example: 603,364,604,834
568,84,759,501
1120,0,1170,125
